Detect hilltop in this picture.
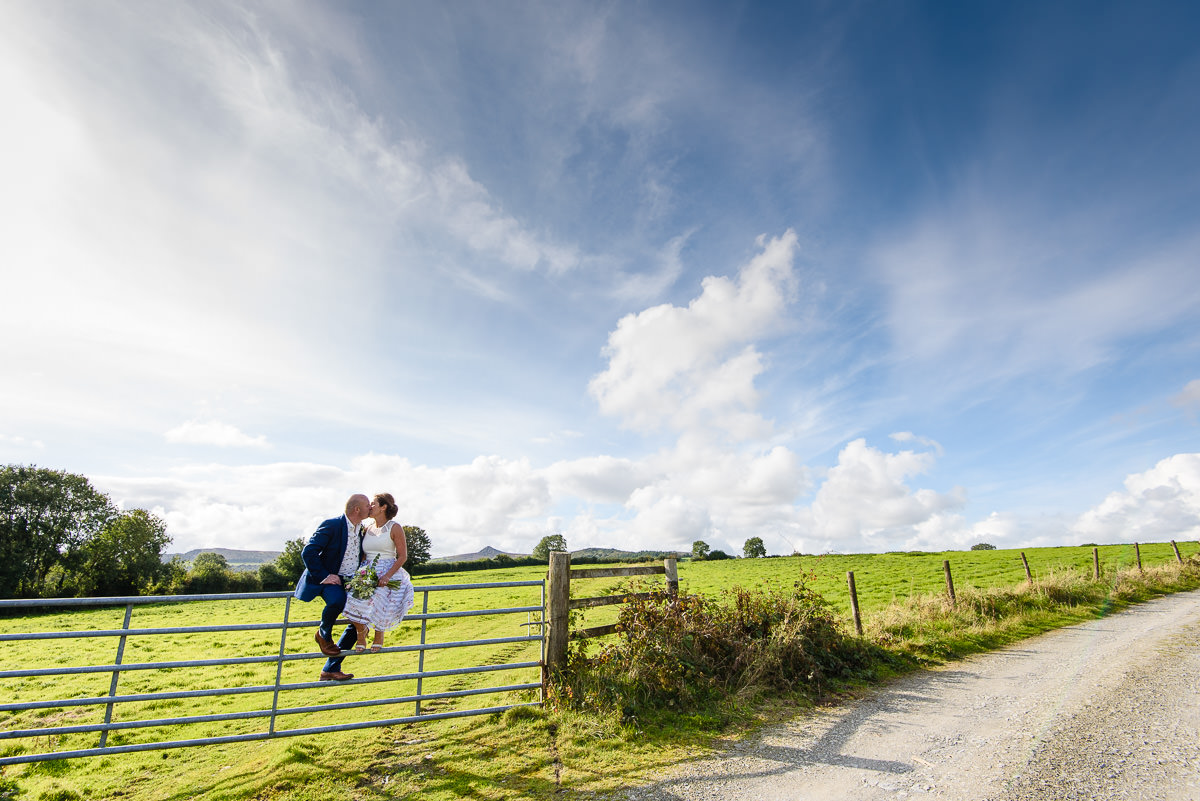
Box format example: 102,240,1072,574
163,548,280,566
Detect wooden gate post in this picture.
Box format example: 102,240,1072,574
1134,542,1143,572
1172,540,1183,563
1020,552,1033,583
847,571,863,636
1093,547,1101,580
943,560,957,607
545,551,571,683
664,556,679,597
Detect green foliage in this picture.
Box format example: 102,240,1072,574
691,540,710,560
192,552,229,574
174,551,266,594
971,542,997,550
0,465,116,598
275,537,306,581
257,561,290,590
555,582,869,719
743,537,766,559
706,549,731,560
532,533,568,561
402,525,432,567
63,509,171,597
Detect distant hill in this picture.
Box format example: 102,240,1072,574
429,545,688,564
164,548,281,566
165,544,690,569
571,547,689,562
429,545,528,564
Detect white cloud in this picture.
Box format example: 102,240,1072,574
803,438,966,552
1171,379,1200,411
164,420,268,449
588,230,799,436
1073,453,1200,543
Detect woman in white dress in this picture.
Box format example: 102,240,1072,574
343,492,416,652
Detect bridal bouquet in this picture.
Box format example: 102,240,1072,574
346,555,404,601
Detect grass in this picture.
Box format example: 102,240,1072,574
2,542,1198,800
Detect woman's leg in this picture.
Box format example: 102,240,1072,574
353,622,369,650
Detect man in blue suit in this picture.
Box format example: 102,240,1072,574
294,493,370,681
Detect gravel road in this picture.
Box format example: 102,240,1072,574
625,589,1200,801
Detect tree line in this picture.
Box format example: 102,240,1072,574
0,465,433,601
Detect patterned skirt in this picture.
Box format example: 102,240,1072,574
343,558,415,632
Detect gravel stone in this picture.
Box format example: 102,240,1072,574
624,589,1200,801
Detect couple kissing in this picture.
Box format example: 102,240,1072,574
294,493,416,681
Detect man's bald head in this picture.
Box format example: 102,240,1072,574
345,494,370,524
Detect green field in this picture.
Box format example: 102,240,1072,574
1,540,1197,800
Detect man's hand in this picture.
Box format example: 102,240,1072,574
320,574,342,586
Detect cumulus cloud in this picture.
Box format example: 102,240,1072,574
165,420,268,448
803,438,966,553
98,453,554,553
589,230,799,436
1073,453,1200,543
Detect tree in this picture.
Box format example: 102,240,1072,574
532,533,568,561
971,543,997,551
274,537,306,582
743,537,766,559
0,465,116,598
258,561,290,590
403,525,432,568
691,540,711,561
707,549,731,561
66,509,171,597
192,552,229,573
187,552,231,593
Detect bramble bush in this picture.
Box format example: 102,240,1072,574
551,582,880,720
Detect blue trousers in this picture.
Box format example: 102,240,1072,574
318,582,357,673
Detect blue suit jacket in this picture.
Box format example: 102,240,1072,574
293,515,367,601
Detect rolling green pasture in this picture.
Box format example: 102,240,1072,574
1,541,1196,800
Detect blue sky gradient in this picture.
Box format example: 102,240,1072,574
2,1,1199,556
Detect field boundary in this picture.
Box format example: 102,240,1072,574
0,581,545,766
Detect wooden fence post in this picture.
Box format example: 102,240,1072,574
1172,540,1183,563
664,556,679,597
1020,552,1032,583
1093,547,1101,580
847,571,863,636
545,551,571,685
943,560,957,607
1134,542,1143,572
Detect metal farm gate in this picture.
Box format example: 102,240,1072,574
0,579,545,766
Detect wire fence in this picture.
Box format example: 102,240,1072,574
0,580,545,766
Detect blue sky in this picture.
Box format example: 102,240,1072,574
2,1,1199,557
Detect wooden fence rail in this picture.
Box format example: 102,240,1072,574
543,552,678,681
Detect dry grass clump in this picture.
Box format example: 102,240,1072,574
866,556,1200,664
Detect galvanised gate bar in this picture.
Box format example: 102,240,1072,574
0,580,545,766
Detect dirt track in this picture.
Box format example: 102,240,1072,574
626,589,1200,801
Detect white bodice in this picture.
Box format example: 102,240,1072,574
362,520,399,560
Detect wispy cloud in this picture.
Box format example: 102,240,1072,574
1171,379,1200,412
165,421,268,449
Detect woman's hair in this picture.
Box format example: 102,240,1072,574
374,492,399,521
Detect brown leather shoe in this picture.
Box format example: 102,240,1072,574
319,669,354,681
314,631,341,657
